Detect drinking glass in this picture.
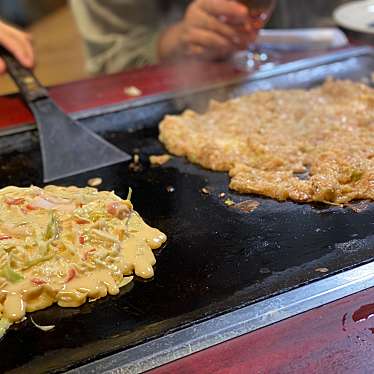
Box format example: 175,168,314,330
232,0,277,72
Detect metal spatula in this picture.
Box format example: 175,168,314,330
1,48,131,182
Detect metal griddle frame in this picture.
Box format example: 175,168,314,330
69,46,374,374
1,46,374,374
2,46,373,136
70,262,374,374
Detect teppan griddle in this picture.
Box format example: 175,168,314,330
1,47,374,374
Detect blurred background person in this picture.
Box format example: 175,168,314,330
0,0,357,89
70,0,354,75
70,0,256,75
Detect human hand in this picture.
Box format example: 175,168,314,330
0,20,34,74
159,0,254,61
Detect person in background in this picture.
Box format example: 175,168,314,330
0,0,353,77
0,19,34,74
70,0,254,75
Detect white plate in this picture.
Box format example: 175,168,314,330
333,0,374,34
258,28,348,50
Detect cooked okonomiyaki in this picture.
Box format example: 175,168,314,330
160,80,374,204
0,185,166,336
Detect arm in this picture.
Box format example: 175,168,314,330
0,20,34,74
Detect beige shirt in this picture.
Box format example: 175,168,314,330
70,0,185,74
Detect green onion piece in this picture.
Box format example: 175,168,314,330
351,170,363,182
224,198,235,207
44,212,59,241
0,318,11,339
23,254,53,270
0,264,24,283
126,187,132,202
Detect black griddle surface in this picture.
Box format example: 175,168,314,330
1,48,374,373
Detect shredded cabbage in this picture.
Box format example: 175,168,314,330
118,276,134,288
0,265,24,283
126,187,132,201
30,317,55,332
23,254,53,270
0,318,11,339
44,212,59,241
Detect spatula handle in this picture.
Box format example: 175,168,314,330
0,47,48,102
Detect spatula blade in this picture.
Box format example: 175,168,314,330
31,99,131,182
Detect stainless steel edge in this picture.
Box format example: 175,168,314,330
69,260,374,374
69,46,374,120
1,46,372,137
0,123,35,136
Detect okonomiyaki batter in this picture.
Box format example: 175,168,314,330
0,185,166,334
160,80,374,204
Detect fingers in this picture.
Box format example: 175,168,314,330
186,44,226,61
182,0,247,60
191,6,238,41
183,27,234,54
160,0,251,62
0,21,34,71
197,0,248,24
20,32,34,66
6,29,34,68
0,58,6,74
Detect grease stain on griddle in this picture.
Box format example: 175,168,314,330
0,150,43,187
233,200,260,213
342,312,348,331
315,267,329,273
347,201,370,213
335,237,374,253
352,303,374,323
259,267,271,274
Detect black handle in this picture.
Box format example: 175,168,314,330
0,47,48,102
